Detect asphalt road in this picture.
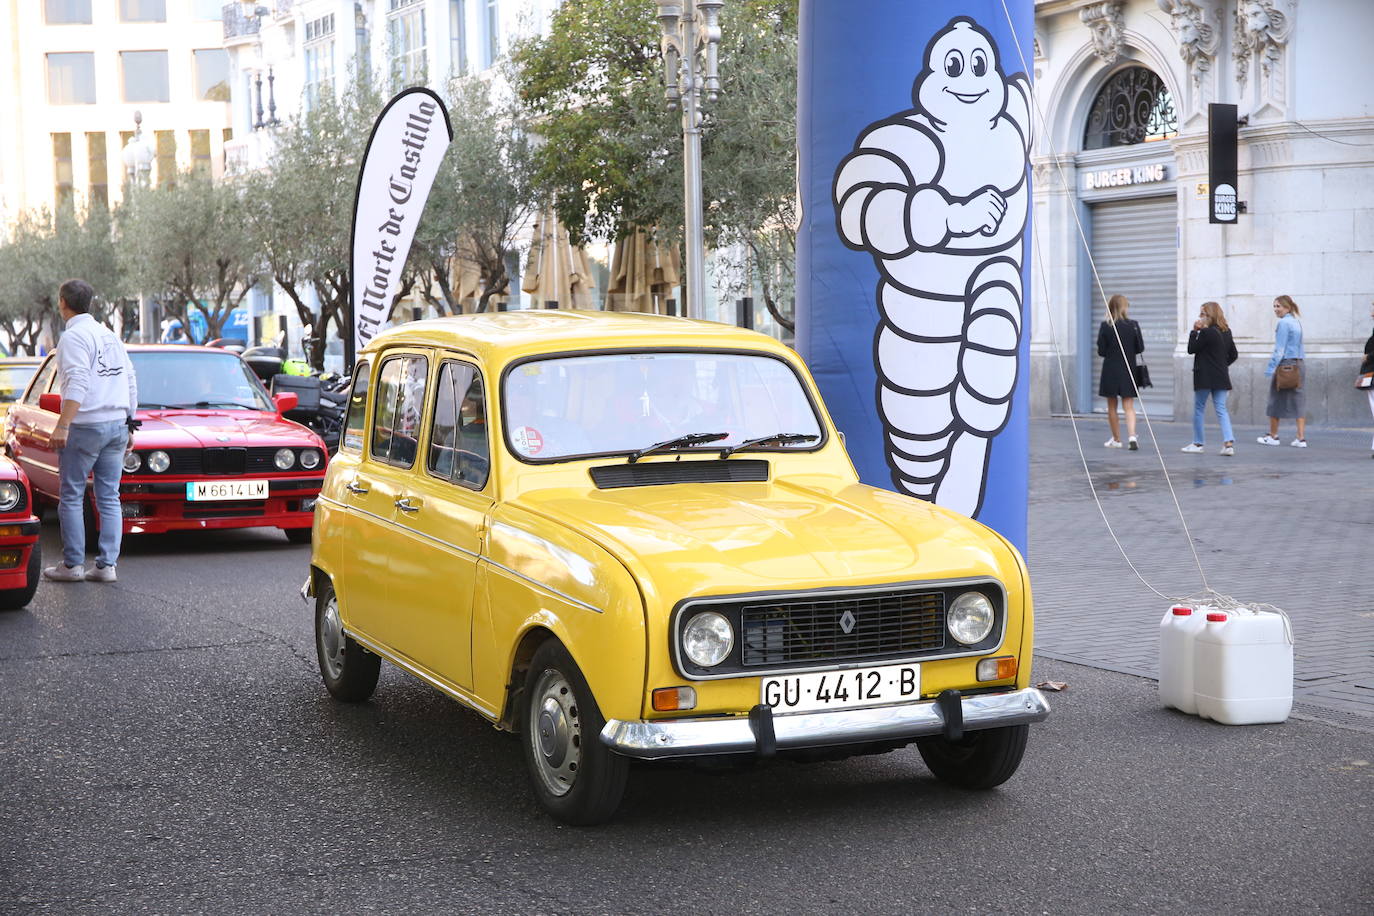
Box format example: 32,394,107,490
2,524,1371,915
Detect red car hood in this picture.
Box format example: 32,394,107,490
133,410,317,449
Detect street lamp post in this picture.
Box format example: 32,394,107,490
120,112,157,343
655,0,723,321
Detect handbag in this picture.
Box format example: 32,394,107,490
1133,363,1152,389
1358,372,1373,390
1275,362,1301,391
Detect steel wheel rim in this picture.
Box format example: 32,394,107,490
529,668,581,798
320,595,346,680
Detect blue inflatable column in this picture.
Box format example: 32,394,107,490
797,0,1035,553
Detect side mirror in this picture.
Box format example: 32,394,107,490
273,392,299,413
38,393,61,414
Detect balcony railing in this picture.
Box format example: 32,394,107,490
223,4,261,41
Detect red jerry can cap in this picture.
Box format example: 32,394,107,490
1206,612,1228,622
1171,606,1193,616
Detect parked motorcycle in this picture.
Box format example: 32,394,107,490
242,344,347,455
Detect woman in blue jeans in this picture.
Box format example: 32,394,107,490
1181,301,1238,456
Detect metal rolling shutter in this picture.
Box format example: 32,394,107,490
1088,195,1177,419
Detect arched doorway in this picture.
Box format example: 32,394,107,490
1078,65,1179,419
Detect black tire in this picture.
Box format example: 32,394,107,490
314,578,380,702
0,541,40,611
284,527,312,544
916,724,1029,790
522,640,628,826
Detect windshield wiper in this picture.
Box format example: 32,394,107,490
718,432,819,459
626,431,728,463
138,402,176,409
171,401,251,410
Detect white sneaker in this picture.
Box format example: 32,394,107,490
1257,435,1281,446
1220,444,1235,456
1290,438,1308,448
85,564,117,583
43,563,84,582
1104,438,1123,448
1181,443,1204,454
1128,436,1139,451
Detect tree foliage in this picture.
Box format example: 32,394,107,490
241,77,388,369
119,175,259,341
0,203,122,353
512,0,681,242
409,74,540,316
513,0,800,329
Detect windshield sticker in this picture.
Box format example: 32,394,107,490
512,426,544,456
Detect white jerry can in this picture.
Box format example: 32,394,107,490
1158,605,1207,714
1193,609,1293,725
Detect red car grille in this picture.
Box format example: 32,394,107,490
167,448,284,475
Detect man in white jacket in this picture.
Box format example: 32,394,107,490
44,279,137,583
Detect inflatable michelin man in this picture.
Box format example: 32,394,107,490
833,16,1031,518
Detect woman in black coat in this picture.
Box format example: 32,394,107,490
1098,293,1144,450
1181,301,1239,456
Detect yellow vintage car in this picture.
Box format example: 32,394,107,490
0,357,42,424
305,311,1048,824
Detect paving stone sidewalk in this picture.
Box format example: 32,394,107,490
1026,415,1374,732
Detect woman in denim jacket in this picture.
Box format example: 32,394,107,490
1258,294,1306,447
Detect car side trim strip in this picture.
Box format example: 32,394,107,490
346,628,499,721
600,687,1050,760
320,495,603,614
327,499,482,562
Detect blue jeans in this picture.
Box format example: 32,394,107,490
1193,389,1235,445
58,420,128,568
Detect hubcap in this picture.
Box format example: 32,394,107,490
320,595,345,680
529,668,580,797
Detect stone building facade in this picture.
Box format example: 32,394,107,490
1029,0,1373,427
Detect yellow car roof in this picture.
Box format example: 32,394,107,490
363,310,793,365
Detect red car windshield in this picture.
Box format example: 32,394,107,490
132,351,273,411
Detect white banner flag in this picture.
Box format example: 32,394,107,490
349,87,452,364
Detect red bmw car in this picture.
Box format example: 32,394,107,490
0,453,41,609
6,345,326,542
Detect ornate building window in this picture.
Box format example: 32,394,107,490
1082,66,1178,150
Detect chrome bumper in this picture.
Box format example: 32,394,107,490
601,688,1050,760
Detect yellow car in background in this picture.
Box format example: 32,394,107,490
0,357,41,424
305,312,1048,824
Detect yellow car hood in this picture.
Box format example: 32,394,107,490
514,476,1014,600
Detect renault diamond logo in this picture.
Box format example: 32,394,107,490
839,610,856,635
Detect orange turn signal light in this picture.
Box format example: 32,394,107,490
0,525,24,537
651,686,697,712
976,656,1018,682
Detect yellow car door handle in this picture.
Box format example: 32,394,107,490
395,497,420,513
346,480,370,495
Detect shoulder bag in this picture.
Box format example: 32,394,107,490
1275,362,1301,391
1133,362,1152,389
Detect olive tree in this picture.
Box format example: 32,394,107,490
0,203,122,353
119,175,259,341
241,77,388,370
410,74,540,316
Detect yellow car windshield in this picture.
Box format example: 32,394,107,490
502,351,823,461
0,365,38,404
